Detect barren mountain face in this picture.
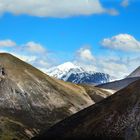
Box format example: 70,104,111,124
0,53,110,140
34,79,140,140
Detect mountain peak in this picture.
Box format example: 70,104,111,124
128,66,140,78
0,52,11,56
57,62,80,71
0,52,15,60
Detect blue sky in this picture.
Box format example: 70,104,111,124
0,0,140,78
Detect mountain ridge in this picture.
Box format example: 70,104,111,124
97,66,140,93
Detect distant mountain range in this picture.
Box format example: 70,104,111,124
97,66,140,93
47,62,114,85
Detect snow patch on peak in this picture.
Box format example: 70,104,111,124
57,62,79,72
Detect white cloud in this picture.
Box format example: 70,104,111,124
13,54,37,63
97,58,129,78
25,41,46,53
101,34,140,52
13,53,50,72
0,39,51,73
0,0,118,18
31,59,50,71
107,8,119,16
121,0,129,7
0,39,16,47
74,47,140,79
77,47,95,61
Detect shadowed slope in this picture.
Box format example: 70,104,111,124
33,79,140,140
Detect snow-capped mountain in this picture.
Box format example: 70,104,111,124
47,62,112,85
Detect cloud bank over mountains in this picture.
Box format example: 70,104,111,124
0,33,139,79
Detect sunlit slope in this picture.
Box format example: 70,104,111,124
0,53,94,139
